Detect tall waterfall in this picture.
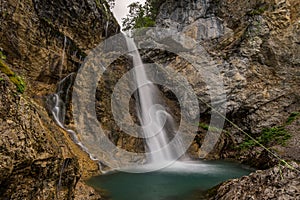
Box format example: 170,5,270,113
126,36,178,164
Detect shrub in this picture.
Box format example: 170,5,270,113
239,126,291,149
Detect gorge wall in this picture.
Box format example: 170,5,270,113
0,0,119,199
151,0,300,198
0,0,299,199
153,0,300,166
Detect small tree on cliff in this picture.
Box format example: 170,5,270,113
122,0,163,31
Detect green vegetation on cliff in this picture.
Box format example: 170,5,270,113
0,59,25,94
286,112,300,125
239,126,291,149
0,50,6,60
238,112,300,150
122,0,163,31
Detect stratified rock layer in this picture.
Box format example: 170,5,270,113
0,0,119,199
0,0,119,97
155,0,300,163
0,71,100,199
154,0,300,199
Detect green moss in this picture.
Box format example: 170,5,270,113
10,75,26,93
0,59,26,94
199,122,209,130
198,122,223,132
286,112,300,125
95,0,101,8
239,126,291,150
0,59,14,76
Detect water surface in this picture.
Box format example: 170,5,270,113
88,160,253,200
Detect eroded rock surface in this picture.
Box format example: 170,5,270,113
154,0,300,164
0,0,119,199
0,71,99,199
0,0,119,97
209,162,300,200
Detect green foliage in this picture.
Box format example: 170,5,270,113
0,59,14,76
199,122,209,130
10,75,26,93
122,0,162,31
286,112,300,125
0,77,4,82
239,126,291,150
198,122,223,132
0,59,26,94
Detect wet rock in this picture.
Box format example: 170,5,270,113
74,182,102,200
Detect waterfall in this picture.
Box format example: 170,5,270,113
47,73,98,162
126,36,179,164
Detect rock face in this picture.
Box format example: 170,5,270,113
0,0,119,97
151,0,300,198
0,0,119,199
209,162,300,200
154,0,300,164
0,71,100,199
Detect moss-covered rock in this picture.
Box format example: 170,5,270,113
0,59,26,93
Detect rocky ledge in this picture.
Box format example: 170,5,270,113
209,162,300,200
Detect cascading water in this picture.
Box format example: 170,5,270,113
47,72,98,162
126,36,179,164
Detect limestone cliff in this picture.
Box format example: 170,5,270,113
0,69,100,199
152,0,300,199
0,0,119,97
0,0,119,199
154,0,300,165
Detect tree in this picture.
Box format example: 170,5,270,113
122,0,164,31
